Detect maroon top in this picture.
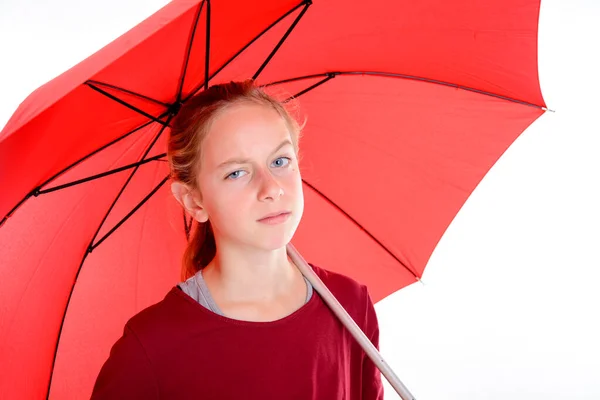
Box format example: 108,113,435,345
91,264,384,399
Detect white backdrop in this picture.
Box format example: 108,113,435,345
1,1,599,398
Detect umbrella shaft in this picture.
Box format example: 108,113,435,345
286,243,416,400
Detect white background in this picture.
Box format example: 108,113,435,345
1,1,598,398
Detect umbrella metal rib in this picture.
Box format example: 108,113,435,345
204,0,211,91
177,0,206,102
91,175,170,252
86,83,170,126
86,80,170,108
269,71,548,111
302,179,419,280
253,0,312,81
36,153,166,195
286,73,337,100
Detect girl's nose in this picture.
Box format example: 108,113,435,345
256,169,284,202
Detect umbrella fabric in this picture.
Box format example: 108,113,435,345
0,0,546,398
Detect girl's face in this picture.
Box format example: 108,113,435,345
195,102,304,251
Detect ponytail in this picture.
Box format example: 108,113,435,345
181,219,216,281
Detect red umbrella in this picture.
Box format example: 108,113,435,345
0,0,546,398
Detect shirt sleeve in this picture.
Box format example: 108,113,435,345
91,325,159,400
361,285,385,400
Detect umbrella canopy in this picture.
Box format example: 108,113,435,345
0,0,546,398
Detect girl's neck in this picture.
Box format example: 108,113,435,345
202,245,301,303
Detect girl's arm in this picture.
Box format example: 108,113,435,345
91,325,159,399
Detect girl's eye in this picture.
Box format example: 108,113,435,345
272,157,291,168
226,157,290,180
226,170,247,180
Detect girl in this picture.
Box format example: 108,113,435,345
91,80,384,399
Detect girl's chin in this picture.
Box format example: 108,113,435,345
250,230,297,251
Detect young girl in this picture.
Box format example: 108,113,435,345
91,80,384,399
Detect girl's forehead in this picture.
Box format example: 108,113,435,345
202,104,292,164
211,103,287,137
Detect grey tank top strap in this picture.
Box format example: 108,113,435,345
177,269,314,317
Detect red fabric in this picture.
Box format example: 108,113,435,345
91,264,383,399
0,0,546,398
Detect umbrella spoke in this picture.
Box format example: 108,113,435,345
89,115,173,251
204,0,211,91
268,71,549,110
302,178,419,280
85,82,170,125
287,73,337,101
252,0,312,81
182,0,309,102
343,71,550,110
264,72,331,87
86,80,170,108
91,174,170,251
35,153,166,195
177,1,206,102
88,114,174,254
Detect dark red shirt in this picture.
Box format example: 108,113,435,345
92,264,384,399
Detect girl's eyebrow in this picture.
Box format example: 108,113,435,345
216,139,292,169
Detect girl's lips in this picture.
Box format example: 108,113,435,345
257,212,291,224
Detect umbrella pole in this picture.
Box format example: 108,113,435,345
287,243,416,400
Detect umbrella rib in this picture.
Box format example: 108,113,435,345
87,112,173,253
177,1,206,102
45,116,173,398
268,71,548,110
253,1,312,81
285,73,336,101
0,112,171,227
301,178,420,280
86,82,170,126
264,72,333,87
36,153,166,195
182,0,308,102
86,80,170,108
91,175,170,251
204,0,211,90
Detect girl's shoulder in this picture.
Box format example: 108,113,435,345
309,262,371,315
120,287,200,341
311,262,367,294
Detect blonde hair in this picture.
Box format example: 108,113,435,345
167,79,303,281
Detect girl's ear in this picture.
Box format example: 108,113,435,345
170,181,209,223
